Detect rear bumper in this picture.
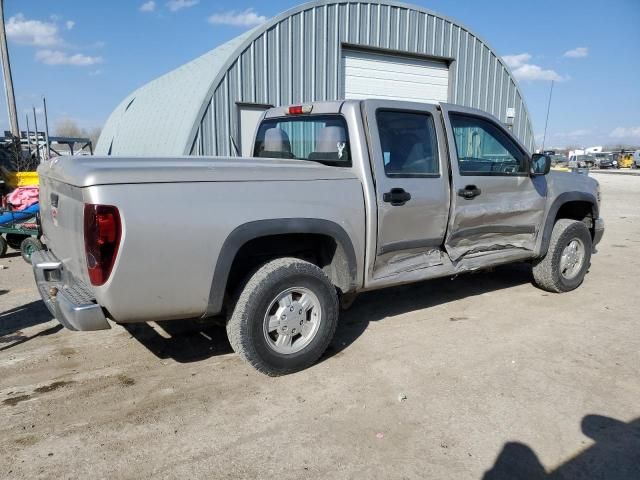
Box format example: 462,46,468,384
593,218,605,253
32,250,111,331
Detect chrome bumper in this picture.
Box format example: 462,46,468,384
32,250,111,331
593,218,605,253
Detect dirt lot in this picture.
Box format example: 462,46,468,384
1,173,638,479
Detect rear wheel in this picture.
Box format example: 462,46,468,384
0,236,7,257
532,219,592,293
20,237,44,264
6,233,28,250
226,257,339,376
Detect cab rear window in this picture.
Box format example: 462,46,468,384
253,115,351,166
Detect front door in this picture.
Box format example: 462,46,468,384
363,101,450,272
441,104,547,261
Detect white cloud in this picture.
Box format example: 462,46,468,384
502,53,532,68
208,8,267,27
24,107,44,115
35,50,103,66
65,20,75,30
610,126,640,139
166,0,198,12
503,53,566,82
140,1,156,12
564,47,588,58
6,13,61,47
555,129,592,138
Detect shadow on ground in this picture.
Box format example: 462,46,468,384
484,415,640,479
0,300,60,351
126,263,532,364
124,319,232,363
322,262,533,360
1,299,53,335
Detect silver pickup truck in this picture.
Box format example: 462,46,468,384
33,100,604,375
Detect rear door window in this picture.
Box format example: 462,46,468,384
375,110,440,177
253,115,351,166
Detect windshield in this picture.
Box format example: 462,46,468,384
253,115,351,166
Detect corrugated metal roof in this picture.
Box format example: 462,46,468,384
95,28,257,156
98,0,536,156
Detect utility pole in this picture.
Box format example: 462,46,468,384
0,0,19,138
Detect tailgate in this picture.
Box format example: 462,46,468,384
39,174,89,284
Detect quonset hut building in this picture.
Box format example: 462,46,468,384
96,0,534,157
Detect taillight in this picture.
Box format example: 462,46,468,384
84,204,121,286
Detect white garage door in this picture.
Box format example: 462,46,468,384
342,49,449,104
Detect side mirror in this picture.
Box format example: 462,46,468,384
531,154,551,176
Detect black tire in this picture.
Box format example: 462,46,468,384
532,219,592,293
226,257,339,376
0,236,7,257
6,233,28,250
20,237,44,264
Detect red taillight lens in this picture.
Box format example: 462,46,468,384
84,204,121,286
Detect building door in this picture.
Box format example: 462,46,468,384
237,103,272,157
342,49,449,103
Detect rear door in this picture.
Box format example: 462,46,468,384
441,104,547,261
363,100,450,270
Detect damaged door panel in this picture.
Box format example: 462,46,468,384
441,105,547,261
363,101,450,276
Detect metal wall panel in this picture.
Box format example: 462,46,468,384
190,1,535,156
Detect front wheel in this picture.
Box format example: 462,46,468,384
226,258,339,376
532,219,592,293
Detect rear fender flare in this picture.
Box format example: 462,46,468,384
204,218,358,317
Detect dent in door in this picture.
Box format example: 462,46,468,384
445,176,548,260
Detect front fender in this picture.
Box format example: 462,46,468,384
536,191,599,257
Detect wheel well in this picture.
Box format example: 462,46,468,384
226,233,353,301
555,201,595,231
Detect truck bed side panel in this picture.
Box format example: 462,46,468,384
85,179,365,322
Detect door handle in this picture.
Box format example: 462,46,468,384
458,185,482,200
383,188,412,206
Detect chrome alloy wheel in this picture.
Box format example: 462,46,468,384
560,238,585,280
263,287,322,354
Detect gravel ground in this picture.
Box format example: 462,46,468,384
1,174,639,479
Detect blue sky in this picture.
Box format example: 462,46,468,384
2,0,639,148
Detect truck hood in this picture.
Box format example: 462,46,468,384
38,156,357,187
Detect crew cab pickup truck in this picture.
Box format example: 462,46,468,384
33,100,604,375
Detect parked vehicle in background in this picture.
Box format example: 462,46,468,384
32,100,604,375
631,150,640,168
614,152,634,168
594,153,617,169
550,154,569,168
569,154,595,168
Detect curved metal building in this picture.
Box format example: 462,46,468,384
97,0,534,157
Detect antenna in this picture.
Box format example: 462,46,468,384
541,80,554,152
42,96,51,159
33,106,41,162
